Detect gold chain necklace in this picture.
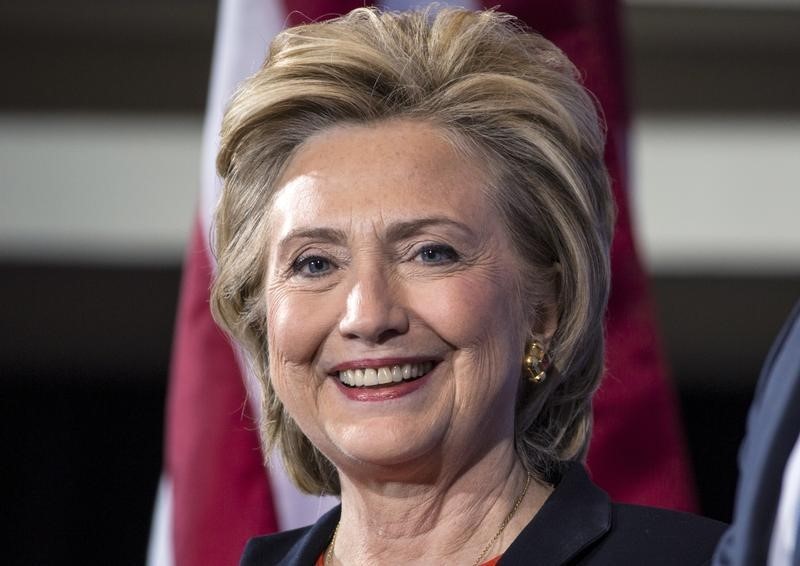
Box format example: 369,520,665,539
325,471,532,566
325,521,340,566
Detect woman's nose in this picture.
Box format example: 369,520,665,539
338,267,409,343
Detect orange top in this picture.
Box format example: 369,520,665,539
315,554,501,565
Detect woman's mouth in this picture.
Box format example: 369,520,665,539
337,361,435,388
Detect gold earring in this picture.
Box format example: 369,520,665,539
524,341,548,384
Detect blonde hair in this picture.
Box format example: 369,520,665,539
212,7,614,493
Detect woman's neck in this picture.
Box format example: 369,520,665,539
330,443,553,565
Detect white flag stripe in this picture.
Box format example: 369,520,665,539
270,458,340,529
147,476,174,566
200,0,286,243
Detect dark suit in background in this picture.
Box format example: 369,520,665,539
714,301,800,565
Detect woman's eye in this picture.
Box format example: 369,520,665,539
416,245,458,264
293,255,333,276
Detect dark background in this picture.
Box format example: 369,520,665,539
1,1,799,565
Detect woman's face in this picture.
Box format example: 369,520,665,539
264,121,540,480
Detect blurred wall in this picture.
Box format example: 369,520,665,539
1,1,798,564
2,2,800,273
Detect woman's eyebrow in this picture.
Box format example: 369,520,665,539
276,218,474,254
385,217,475,242
277,227,348,250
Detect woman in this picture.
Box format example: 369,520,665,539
212,8,724,565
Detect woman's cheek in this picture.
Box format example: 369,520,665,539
409,270,520,347
408,270,523,410
266,287,333,432
267,286,335,368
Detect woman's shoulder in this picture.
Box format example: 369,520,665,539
592,503,727,565
504,500,726,566
612,502,727,539
502,463,726,565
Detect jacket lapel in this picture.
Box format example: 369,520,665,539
501,463,612,566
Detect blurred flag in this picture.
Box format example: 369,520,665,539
149,1,698,565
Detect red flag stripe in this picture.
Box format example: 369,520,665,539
166,221,278,566
480,0,697,510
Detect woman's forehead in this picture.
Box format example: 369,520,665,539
268,121,497,239
277,120,481,189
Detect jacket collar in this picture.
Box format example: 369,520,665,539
279,462,610,566
279,504,341,566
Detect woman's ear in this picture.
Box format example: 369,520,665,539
530,263,560,350
531,299,558,351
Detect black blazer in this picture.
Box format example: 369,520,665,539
241,463,725,565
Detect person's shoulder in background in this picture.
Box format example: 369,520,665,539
713,301,800,566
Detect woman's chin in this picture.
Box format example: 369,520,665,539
323,417,450,477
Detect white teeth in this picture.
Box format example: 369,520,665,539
377,367,392,384
342,370,354,386
391,366,403,382
363,368,378,386
338,362,436,387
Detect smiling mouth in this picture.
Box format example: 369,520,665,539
337,362,435,388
